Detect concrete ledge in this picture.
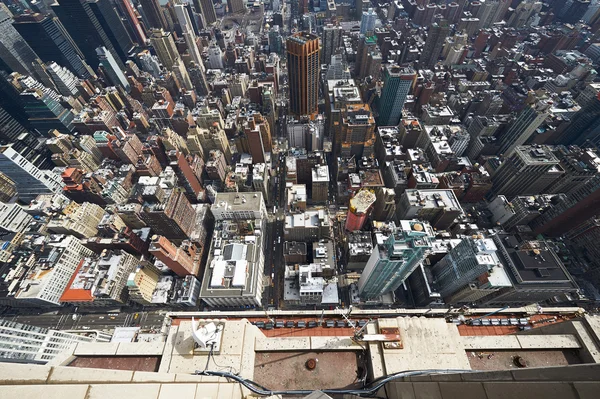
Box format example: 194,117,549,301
511,364,600,381
0,384,90,399
0,363,52,385
463,334,580,350
254,336,310,351
516,334,580,349
87,383,161,399
74,342,120,356
131,371,176,383
462,335,521,350
310,336,362,350
116,341,166,355
48,366,133,384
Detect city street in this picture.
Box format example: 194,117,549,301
6,310,167,332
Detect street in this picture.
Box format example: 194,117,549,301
6,310,167,332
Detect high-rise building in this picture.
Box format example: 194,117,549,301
345,189,376,231
0,319,103,364
150,29,179,70
46,62,79,97
531,174,600,236
195,0,217,25
497,99,551,156
139,0,169,30
114,0,147,45
339,103,376,158
556,92,600,146
490,145,560,199
149,235,199,276
20,88,76,134
311,164,329,203
87,0,135,63
0,202,33,233
377,65,416,127
174,3,203,66
140,190,195,240
12,13,93,79
397,189,464,230
96,47,130,90
287,32,320,120
358,220,434,299
433,237,501,299
419,19,450,68
51,0,124,70
0,4,39,75
227,0,246,14
0,171,17,203
321,24,342,65
360,8,377,35
0,105,27,142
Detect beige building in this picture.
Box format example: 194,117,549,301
46,202,105,239
149,29,179,70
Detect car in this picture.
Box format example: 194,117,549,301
286,321,295,328
325,320,335,328
255,321,265,328
275,321,285,328
308,321,318,328
265,322,274,330
297,321,306,328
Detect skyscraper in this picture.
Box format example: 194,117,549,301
556,92,600,146
0,144,64,202
287,32,320,119
0,4,39,75
149,28,179,70
20,89,76,134
227,0,246,14
358,220,433,299
377,65,416,127
13,13,94,79
174,3,203,65
340,103,376,158
419,19,449,68
195,0,217,25
490,145,560,199
321,24,342,65
139,0,169,30
360,8,377,35
51,0,124,70
96,47,130,90
497,99,551,156
433,237,500,298
87,0,135,62
113,0,147,45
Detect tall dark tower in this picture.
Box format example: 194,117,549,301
194,0,217,25
87,0,135,63
286,32,320,120
13,13,93,78
419,19,450,68
51,0,124,70
139,0,169,30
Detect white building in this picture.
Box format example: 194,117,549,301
211,192,267,221
7,235,94,306
46,61,79,97
0,319,109,364
0,203,32,233
207,43,224,69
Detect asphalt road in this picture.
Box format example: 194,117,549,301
6,310,167,332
